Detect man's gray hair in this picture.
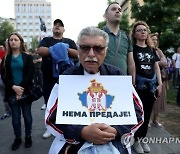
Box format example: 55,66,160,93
77,26,109,46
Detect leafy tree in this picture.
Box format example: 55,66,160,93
120,14,130,33
30,36,39,51
0,21,14,46
131,0,180,52
107,0,113,4
97,21,106,29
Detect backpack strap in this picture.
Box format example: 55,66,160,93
111,31,121,65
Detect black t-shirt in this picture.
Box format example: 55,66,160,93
38,37,77,80
133,45,159,79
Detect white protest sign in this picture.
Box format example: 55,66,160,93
56,75,137,125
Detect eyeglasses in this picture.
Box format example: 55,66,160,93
135,29,147,33
79,45,106,54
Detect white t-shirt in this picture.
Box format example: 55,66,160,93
84,69,100,76
172,53,180,68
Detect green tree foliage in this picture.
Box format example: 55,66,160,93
107,0,113,5
97,21,106,29
0,21,14,46
30,36,39,51
131,0,180,52
120,14,130,33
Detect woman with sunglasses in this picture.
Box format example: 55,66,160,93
130,21,162,153
1,32,34,150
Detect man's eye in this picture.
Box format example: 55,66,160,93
118,8,122,12
93,46,103,52
79,45,90,51
81,46,89,50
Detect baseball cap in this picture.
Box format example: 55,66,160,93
53,19,64,27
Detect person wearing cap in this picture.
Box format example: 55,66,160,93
37,19,78,139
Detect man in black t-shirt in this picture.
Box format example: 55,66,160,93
37,19,78,138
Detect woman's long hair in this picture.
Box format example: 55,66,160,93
3,32,26,72
130,21,153,48
6,32,26,56
150,32,159,48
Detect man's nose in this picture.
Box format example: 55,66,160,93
88,48,96,57
116,8,121,13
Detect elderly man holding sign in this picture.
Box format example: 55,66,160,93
45,27,143,154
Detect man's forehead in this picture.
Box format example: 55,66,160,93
80,35,105,43
54,23,63,27
108,3,121,9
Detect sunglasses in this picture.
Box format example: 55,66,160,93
79,45,106,54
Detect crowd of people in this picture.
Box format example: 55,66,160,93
0,1,179,154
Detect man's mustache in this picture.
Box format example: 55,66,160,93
85,57,98,62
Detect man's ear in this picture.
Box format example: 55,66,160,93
104,47,108,55
103,13,107,20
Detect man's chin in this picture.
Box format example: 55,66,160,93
89,71,96,74
86,68,98,74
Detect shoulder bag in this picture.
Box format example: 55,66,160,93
29,84,43,102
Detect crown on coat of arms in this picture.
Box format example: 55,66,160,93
88,79,107,93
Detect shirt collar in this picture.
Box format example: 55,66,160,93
84,69,100,76
104,26,120,36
